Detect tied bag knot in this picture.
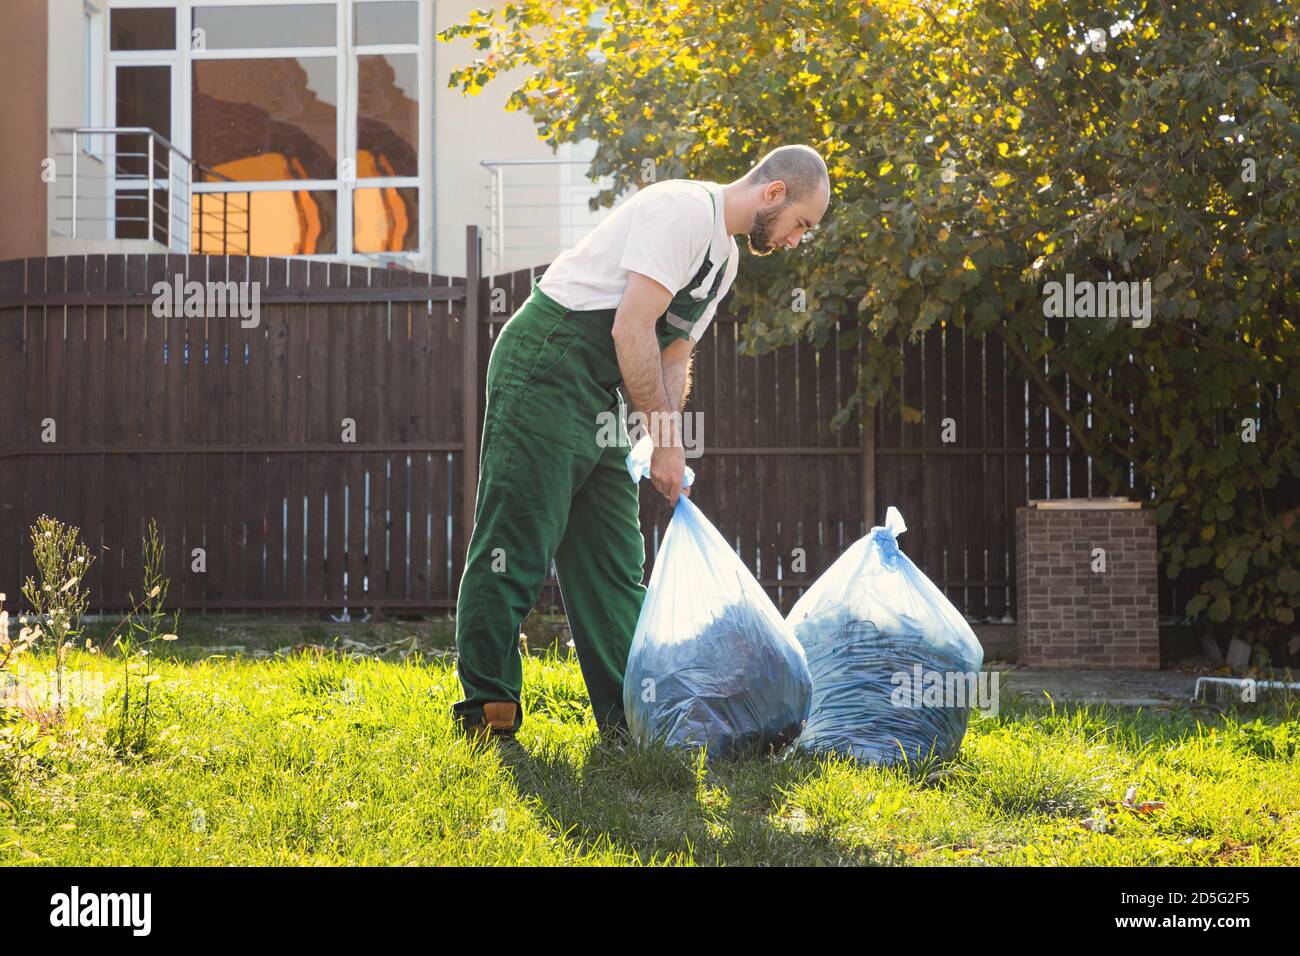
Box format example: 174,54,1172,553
869,506,908,570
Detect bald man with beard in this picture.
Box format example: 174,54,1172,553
452,145,831,743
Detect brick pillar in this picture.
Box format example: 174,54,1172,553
1016,506,1159,668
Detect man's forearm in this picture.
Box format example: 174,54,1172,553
613,322,678,445
662,353,692,412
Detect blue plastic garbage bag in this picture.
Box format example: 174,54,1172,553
788,507,984,766
622,437,812,758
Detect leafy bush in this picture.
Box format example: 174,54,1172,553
443,0,1300,657
19,516,94,717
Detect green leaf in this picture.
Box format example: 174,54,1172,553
1224,555,1248,586
1278,566,1300,595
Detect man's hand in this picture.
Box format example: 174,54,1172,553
650,421,690,506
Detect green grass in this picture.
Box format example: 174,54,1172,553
2,646,1298,865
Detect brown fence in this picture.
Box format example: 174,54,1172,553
0,249,470,613
1,229,1179,619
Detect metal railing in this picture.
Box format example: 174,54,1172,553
49,126,249,254
480,157,620,273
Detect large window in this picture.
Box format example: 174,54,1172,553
106,0,426,259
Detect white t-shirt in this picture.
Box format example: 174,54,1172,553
538,179,739,343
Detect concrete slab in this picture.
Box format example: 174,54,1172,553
992,665,1197,707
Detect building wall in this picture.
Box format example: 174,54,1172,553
434,0,552,277
433,0,620,278
4,0,615,272
0,0,50,261
47,0,111,250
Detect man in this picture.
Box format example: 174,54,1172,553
452,144,831,742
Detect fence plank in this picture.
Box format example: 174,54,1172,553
0,259,25,599
305,262,330,604
943,321,968,613
133,256,164,600
61,257,89,599
183,254,208,605
385,269,410,602
284,259,309,604
263,257,288,601
158,254,185,599
407,270,431,603
97,256,126,605
1004,331,1029,612
444,270,467,602
116,256,149,605
983,331,1008,618
794,330,820,596
323,263,348,606
44,260,70,583
364,270,389,607
345,266,368,613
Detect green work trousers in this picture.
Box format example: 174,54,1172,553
452,278,645,735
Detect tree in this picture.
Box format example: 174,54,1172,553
441,0,1300,659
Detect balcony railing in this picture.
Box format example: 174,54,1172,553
480,157,622,273
49,126,249,254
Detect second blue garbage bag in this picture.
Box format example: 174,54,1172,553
623,438,812,757
788,507,985,766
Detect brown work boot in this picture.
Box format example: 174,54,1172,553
465,701,519,742
483,702,518,732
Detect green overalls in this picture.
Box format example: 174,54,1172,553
453,183,731,736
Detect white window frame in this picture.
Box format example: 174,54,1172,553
143,0,430,263
349,3,421,261
83,2,107,160
106,3,182,242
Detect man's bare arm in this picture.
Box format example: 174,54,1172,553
612,272,689,503
612,272,676,437
661,336,693,412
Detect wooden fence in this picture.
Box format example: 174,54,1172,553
0,248,471,613
1,227,1179,618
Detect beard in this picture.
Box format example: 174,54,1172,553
746,203,785,256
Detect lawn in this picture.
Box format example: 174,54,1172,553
2,643,1298,866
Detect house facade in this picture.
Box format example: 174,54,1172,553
0,0,618,276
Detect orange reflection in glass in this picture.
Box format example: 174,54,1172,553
354,186,417,253
191,189,337,255
357,54,418,178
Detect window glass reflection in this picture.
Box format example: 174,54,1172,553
193,4,336,48
192,189,338,255
354,187,417,252
193,58,337,181
357,54,418,178
114,65,171,181
355,1,418,45
110,8,176,50
114,192,170,244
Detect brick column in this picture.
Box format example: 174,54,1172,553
1016,506,1159,668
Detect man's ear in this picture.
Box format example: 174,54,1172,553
764,180,787,205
